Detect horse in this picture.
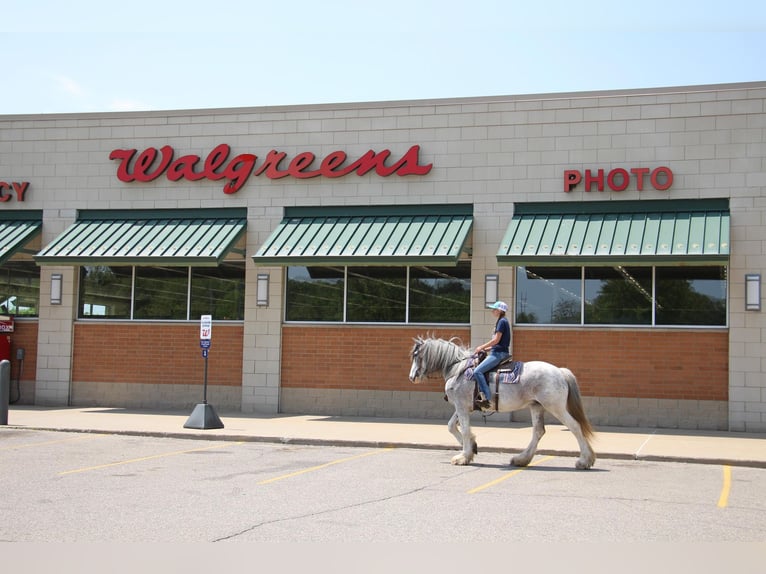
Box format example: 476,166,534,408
408,335,596,469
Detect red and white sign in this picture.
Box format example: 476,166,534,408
200,315,212,341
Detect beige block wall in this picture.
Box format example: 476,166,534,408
1,82,765,430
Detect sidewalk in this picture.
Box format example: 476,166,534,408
3,405,766,468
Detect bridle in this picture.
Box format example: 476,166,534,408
410,342,425,381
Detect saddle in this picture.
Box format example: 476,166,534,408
442,353,524,411
467,353,524,411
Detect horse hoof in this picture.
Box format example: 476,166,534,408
451,454,471,466
575,459,594,470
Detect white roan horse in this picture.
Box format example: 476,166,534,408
409,336,596,469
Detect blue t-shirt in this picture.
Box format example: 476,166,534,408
491,316,511,354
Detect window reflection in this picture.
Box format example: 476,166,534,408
516,267,581,324
656,266,727,325
284,263,471,324
134,267,189,320
516,265,726,327
0,261,40,317
191,262,245,321
585,267,652,325
285,266,344,321
347,267,406,322
80,266,132,318
79,264,245,320
409,263,470,323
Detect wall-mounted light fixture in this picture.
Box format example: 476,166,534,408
50,273,63,305
746,273,761,311
485,274,499,305
257,273,269,306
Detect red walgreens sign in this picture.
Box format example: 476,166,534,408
110,144,432,194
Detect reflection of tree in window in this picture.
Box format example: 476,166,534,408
516,267,581,324
134,267,188,320
0,260,40,317
585,267,652,325
656,266,726,326
347,267,406,322
191,262,245,320
79,266,132,318
285,266,344,321
409,264,470,323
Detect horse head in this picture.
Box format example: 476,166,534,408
408,337,426,383
409,335,468,383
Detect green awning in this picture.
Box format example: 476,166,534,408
497,199,730,266
35,208,247,266
253,205,473,266
0,212,43,265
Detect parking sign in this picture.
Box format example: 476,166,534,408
200,315,212,340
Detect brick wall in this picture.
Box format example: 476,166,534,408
5,321,38,404
73,323,243,386
281,325,471,393
281,325,727,402
8,321,37,381
513,328,728,401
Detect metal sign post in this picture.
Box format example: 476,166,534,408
184,315,224,429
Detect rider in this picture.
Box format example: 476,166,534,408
473,301,511,409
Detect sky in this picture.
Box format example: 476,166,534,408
3,0,765,115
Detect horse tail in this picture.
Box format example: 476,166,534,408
560,368,595,440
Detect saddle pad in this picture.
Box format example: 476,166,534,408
496,361,524,384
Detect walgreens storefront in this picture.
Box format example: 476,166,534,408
1,81,764,432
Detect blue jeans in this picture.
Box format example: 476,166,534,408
473,351,510,400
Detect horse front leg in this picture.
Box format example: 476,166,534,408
511,402,545,467
451,408,476,465
446,411,463,447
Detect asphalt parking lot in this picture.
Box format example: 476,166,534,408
1,428,765,543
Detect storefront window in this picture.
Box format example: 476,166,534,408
80,266,132,318
133,267,188,320
656,266,727,326
585,266,652,325
516,265,727,327
79,264,245,320
409,264,471,323
285,264,471,324
0,261,40,317
347,267,406,322
516,267,582,324
190,262,245,321
285,266,344,322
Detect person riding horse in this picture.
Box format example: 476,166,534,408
473,301,511,409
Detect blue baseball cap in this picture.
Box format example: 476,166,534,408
487,301,508,312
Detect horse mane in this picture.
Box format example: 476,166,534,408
412,335,471,377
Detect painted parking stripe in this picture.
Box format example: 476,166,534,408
0,434,98,451
59,441,245,475
257,448,394,485
467,455,555,494
717,465,732,508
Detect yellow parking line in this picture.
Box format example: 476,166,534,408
0,434,98,451
258,448,394,485
467,455,555,494
59,441,245,475
717,465,731,508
